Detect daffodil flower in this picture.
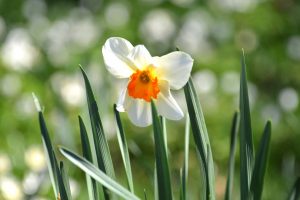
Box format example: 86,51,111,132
102,37,193,127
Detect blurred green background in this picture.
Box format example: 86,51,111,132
0,0,299,199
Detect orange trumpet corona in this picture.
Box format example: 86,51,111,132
127,66,160,102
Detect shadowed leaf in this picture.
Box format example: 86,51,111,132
239,52,254,199
250,121,271,200
225,111,239,200
151,101,173,200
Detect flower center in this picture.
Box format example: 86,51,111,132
127,65,160,102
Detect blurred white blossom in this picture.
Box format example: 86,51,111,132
1,28,40,71
176,10,214,61
0,154,11,175
235,29,258,52
278,87,299,112
0,176,23,200
214,0,259,12
220,71,240,94
51,73,85,107
22,172,41,195
24,146,46,172
140,9,176,44
286,36,300,61
261,103,281,124
0,74,22,97
193,70,217,94
105,2,130,29
23,0,47,20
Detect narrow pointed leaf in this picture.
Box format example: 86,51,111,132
79,116,104,200
151,101,173,200
225,111,239,200
144,189,148,200
80,67,115,199
181,115,190,200
114,105,134,192
60,162,72,200
38,112,59,198
160,116,168,154
184,78,215,200
250,121,272,200
288,177,300,200
52,152,69,200
60,147,140,200
239,52,254,199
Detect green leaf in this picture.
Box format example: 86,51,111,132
79,116,105,200
239,52,254,199
183,78,215,200
59,161,72,200
160,116,168,155
225,111,239,200
180,115,190,200
288,177,300,200
60,147,140,200
52,151,69,200
113,104,134,193
144,189,148,200
151,101,173,200
250,121,272,200
80,67,115,198
38,112,59,198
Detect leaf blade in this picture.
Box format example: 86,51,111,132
183,78,215,200
288,177,300,200
114,104,134,193
224,111,239,200
60,147,140,200
79,116,105,200
239,52,254,199
250,121,272,200
38,112,59,198
151,101,173,200
180,115,190,200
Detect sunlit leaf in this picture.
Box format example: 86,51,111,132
184,78,215,200
79,116,105,200
114,104,134,193
60,147,140,200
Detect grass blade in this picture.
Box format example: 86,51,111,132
239,52,254,199
184,78,215,200
288,177,300,200
80,67,115,198
38,112,59,198
113,104,134,193
60,147,140,200
79,116,105,200
224,111,239,200
180,115,190,200
250,121,272,200
151,101,173,200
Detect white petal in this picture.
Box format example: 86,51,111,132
102,37,135,78
156,80,184,120
128,45,153,69
126,97,152,127
154,51,193,90
116,86,127,112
